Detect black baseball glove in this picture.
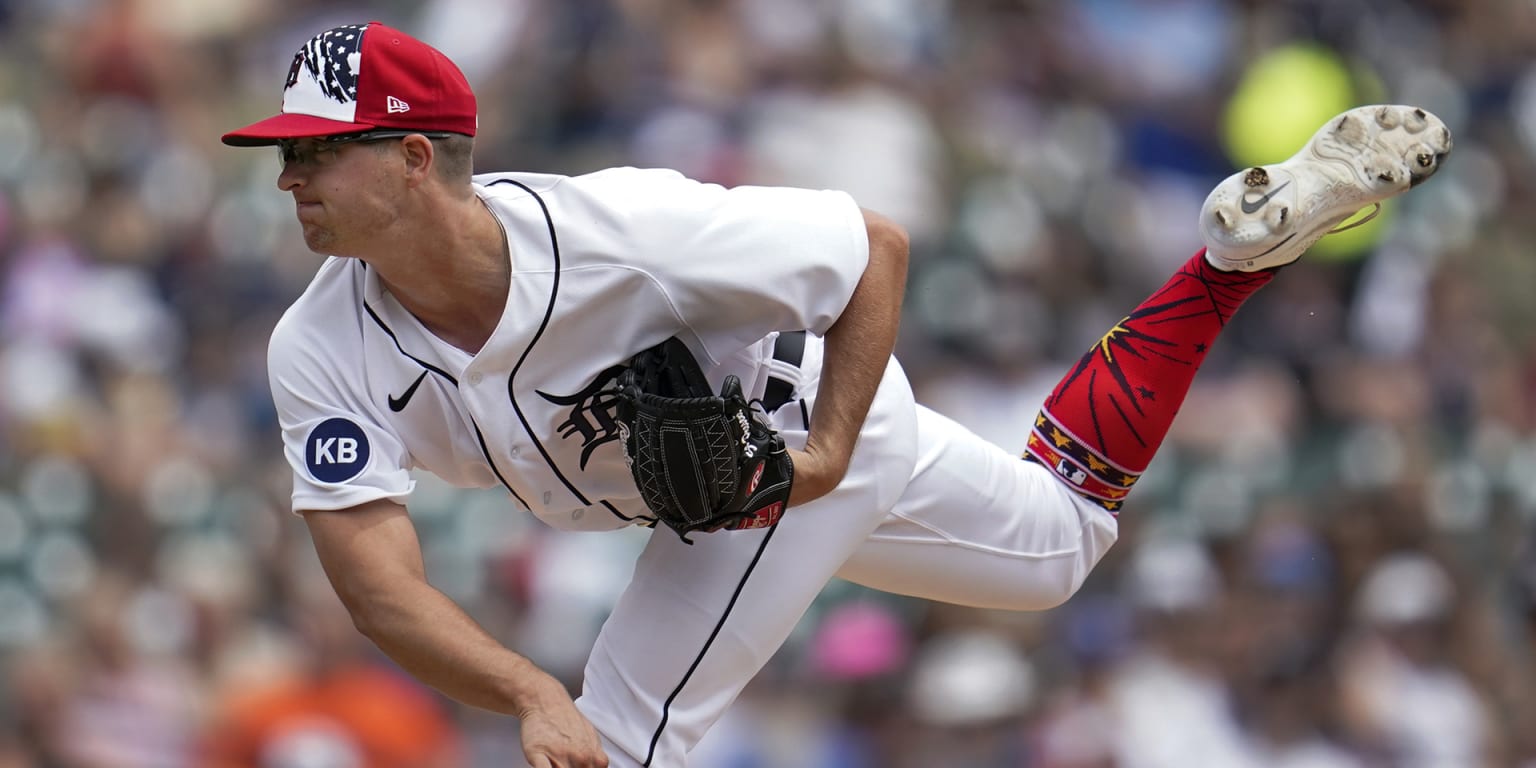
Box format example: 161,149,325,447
615,337,795,543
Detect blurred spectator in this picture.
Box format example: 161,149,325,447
201,587,462,768
900,628,1035,767
51,571,203,768
1107,536,1257,768
1336,552,1494,768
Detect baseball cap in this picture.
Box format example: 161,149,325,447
222,21,476,147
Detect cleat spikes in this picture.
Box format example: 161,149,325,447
1200,105,1452,272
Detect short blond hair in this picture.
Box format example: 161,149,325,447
431,134,474,184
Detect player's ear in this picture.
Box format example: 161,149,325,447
399,134,435,187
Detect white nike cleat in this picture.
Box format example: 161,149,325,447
1200,104,1453,272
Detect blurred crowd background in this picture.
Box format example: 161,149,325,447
1,0,1535,766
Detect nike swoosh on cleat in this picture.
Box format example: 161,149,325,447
1253,232,1296,259
1239,180,1291,214
388,370,429,412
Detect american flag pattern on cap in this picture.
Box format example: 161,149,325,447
281,24,367,123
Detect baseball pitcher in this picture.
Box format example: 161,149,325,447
223,21,1451,768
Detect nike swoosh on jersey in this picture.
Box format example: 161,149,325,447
1240,180,1291,214
388,370,429,412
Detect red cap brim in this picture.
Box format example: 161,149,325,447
221,112,379,146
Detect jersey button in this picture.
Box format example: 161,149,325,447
469,372,483,385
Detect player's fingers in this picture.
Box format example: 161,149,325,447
530,755,607,768
528,751,612,768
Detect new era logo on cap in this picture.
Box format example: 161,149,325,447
221,21,476,146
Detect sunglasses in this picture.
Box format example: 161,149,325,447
277,130,456,167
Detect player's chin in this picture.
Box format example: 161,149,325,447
300,226,338,254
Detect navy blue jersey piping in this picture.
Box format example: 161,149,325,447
643,521,782,765
488,178,644,524
483,180,784,764
361,273,530,509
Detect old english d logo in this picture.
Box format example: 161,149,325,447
537,365,627,469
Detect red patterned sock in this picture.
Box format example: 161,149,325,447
1024,250,1276,512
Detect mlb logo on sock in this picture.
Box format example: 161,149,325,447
1055,459,1088,486
387,96,410,113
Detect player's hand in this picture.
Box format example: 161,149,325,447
517,674,609,768
786,446,848,507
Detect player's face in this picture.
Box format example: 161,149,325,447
275,134,408,256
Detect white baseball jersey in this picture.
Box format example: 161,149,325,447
270,167,869,530
267,166,1119,768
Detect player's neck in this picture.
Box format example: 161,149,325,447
372,193,511,354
